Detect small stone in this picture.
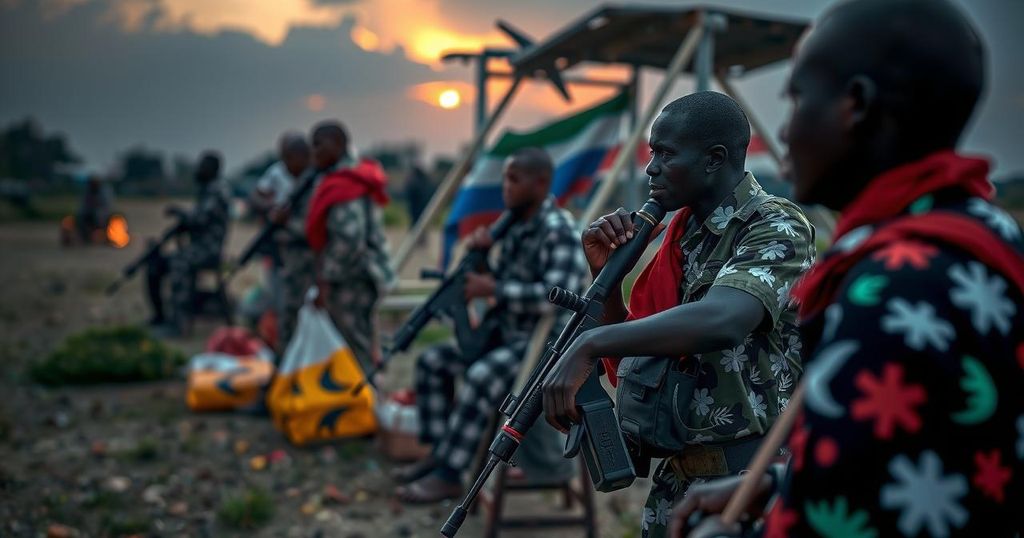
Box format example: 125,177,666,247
314,509,332,522
104,476,130,493
388,498,404,516
142,485,165,506
322,484,350,505
46,523,76,538
167,501,188,517
267,449,289,466
249,456,267,471
284,487,301,498
233,440,249,455
52,412,71,429
300,502,318,516
211,430,229,448
353,490,369,503
317,447,337,464
90,441,107,458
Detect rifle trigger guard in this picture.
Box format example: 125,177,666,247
563,422,584,458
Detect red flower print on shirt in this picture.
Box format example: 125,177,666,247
973,449,1012,502
871,241,939,271
851,363,927,439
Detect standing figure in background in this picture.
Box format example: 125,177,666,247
304,120,396,370
404,161,434,243
146,151,230,335
248,133,310,345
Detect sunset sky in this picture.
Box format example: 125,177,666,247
1,0,1021,177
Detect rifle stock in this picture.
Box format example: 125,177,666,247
441,200,666,538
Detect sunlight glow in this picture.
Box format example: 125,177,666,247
438,89,461,110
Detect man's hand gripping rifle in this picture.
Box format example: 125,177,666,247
350,211,517,396
220,168,318,285
441,200,666,537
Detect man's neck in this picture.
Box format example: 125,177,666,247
692,171,744,224
515,198,546,223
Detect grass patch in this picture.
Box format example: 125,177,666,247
382,204,410,228
415,324,452,346
29,326,186,386
121,437,160,462
0,195,76,223
101,513,150,535
218,487,275,530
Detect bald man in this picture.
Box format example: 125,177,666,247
394,147,588,504
542,91,815,538
674,1,1024,536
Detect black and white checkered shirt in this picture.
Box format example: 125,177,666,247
493,196,587,341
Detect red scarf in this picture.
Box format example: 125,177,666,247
603,207,692,386
791,151,1024,321
305,158,389,252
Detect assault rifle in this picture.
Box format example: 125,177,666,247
441,199,666,537
105,216,187,296
352,211,516,395
221,168,318,284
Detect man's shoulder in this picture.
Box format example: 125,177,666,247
540,204,578,236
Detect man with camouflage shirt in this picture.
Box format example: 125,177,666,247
304,121,395,370
394,148,588,504
542,92,814,538
146,151,230,335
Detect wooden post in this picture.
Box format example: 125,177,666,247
714,74,784,166
393,76,524,273
580,24,704,225
715,74,837,233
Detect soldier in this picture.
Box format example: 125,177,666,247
146,151,230,335
674,1,1024,536
542,92,815,538
392,147,588,504
304,120,396,369
269,132,322,355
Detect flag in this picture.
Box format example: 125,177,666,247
442,91,630,266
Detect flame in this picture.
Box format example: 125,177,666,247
107,214,130,248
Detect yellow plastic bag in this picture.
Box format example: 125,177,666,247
186,352,274,412
267,294,377,445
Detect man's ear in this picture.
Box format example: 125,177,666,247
844,74,878,131
705,145,728,174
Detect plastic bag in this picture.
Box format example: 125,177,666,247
185,340,274,413
267,289,376,445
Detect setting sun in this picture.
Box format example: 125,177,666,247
438,89,461,110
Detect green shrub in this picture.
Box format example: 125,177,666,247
30,326,185,386
218,488,274,529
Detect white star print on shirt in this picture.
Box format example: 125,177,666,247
949,261,1017,335
880,451,968,537
881,297,955,351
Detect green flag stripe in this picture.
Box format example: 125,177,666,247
488,91,629,156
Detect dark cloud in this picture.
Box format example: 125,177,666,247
0,0,1020,175
0,0,465,170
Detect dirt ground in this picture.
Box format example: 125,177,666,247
0,198,651,538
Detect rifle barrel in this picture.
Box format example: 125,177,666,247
440,200,666,537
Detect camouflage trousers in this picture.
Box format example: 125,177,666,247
641,439,764,537
322,276,382,373
146,248,217,327
276,249,316,355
